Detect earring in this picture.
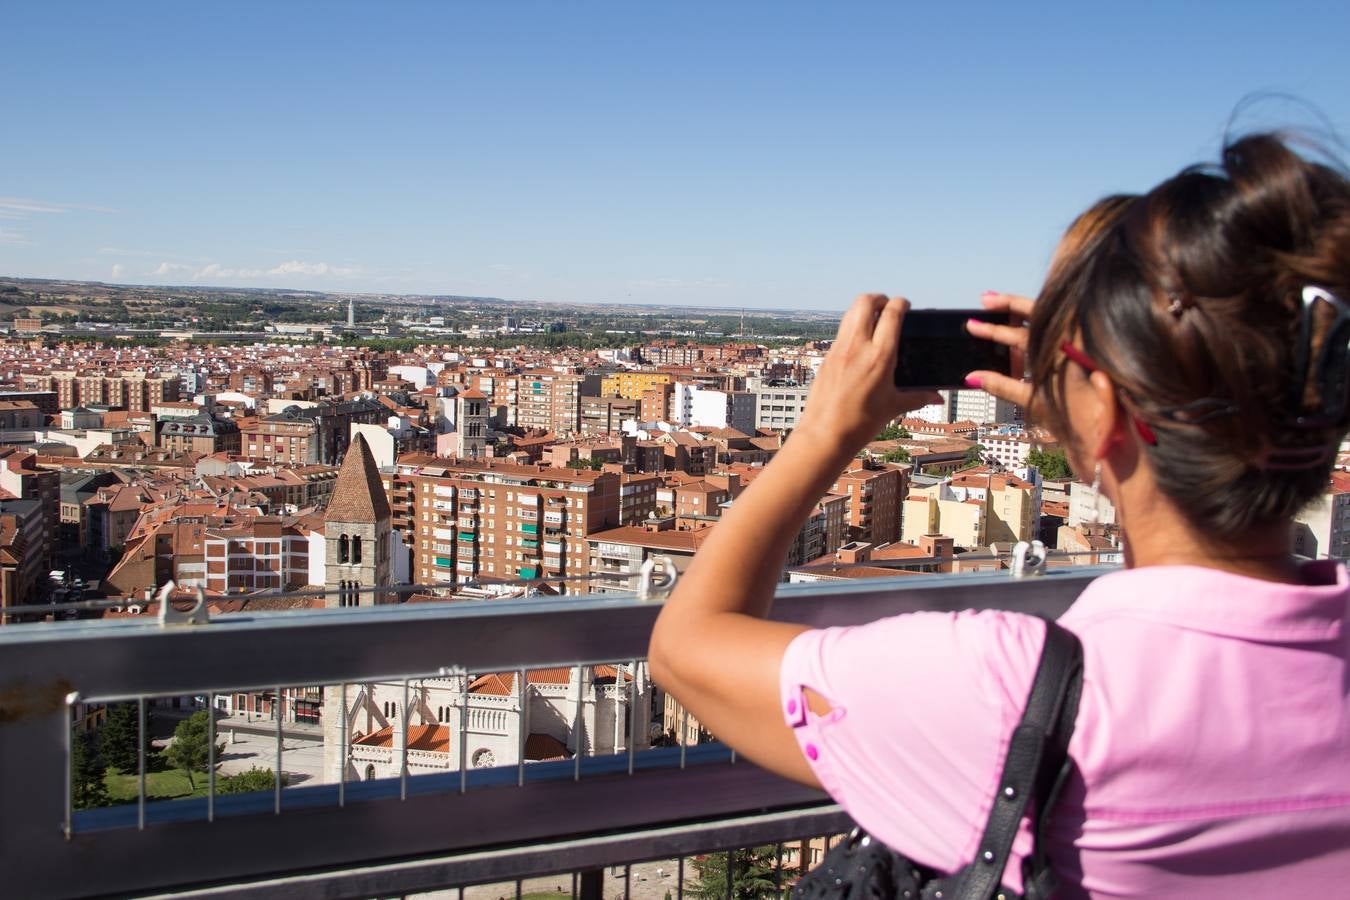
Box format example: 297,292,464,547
1086,462,1103,526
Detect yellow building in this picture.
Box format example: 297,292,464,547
601,372,674,400
901,470,1037,550
902,494,985,548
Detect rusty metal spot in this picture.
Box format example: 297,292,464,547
0,677,74,723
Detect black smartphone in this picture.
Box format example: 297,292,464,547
893,308,1014,390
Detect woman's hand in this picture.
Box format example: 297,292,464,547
795,293,942,462
965,290,1035,412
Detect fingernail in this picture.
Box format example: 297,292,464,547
966,317,985,329
964,375,983,388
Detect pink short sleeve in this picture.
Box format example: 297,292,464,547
779,609,1047,885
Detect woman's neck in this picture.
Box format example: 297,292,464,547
1122,515,1301,584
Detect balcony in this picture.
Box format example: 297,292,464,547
0,566,1104,898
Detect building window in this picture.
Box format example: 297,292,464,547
352,535,362,565
365,764,375,781
338,534,350,564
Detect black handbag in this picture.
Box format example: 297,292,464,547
792,619,1084,900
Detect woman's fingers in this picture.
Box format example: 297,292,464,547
980,290,1035,321
870,295,909,352
838,293,890,344
965,316,1027,350
966,370,1032,408
897,390,944,412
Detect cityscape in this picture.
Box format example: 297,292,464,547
4,2,1346,897
2,273,1349,896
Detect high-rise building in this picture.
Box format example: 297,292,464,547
399,458,621,589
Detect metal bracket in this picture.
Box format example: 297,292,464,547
157,582,211,627
636,555,679,602
1011,540,1047,579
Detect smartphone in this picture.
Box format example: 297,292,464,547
893,308,1014,390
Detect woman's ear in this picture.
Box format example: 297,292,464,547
1088,370,1126,460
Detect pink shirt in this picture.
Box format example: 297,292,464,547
779,562,1350,898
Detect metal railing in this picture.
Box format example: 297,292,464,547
0,565,1109,899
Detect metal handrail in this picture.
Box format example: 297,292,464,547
0,566,1110,899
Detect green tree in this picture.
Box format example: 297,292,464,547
875,423,911,441
217,766,287,795
99,702,152,774
165,711,223,790
70,727,109,809
959,443,987,470
1026,447,1073,480
565,456,606,471
690,847,782,899
882,447,911,463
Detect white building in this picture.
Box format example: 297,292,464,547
909,390,955,424
953,389,1021,426
688,388,756,433
982,432,1034,470
388,365,434,391
322,665,653,784
1068,479,1117,528
754,386,810,430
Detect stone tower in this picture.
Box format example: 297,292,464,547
455,388,490,459
324,433,392,608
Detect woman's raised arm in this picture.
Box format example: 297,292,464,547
647,293,939,785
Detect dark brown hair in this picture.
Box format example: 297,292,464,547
1029,133,1350,540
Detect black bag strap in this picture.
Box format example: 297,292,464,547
952,618,1083,900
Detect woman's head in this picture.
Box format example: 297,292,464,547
1029,133,1350,541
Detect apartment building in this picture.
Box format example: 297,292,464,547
901,471,1038,549
754,385,810,430
399,457,621,589
1292,470,1350,560
0,498,48,619
579,395,638,436
517,371,602,436
830,457,904,545
201,518,319,594
159,411,241,456
952,389,1021,426
600,371,674,400
240,398,385,466
0,447,59,571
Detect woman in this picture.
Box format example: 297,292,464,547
648,133,1350,897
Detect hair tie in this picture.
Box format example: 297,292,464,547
1167,292,1193,318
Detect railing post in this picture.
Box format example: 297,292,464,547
577,868,604,900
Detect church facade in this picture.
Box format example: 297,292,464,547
323,664,653,783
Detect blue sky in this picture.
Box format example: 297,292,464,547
3,2,1348,311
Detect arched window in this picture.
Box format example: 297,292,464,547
352,535,362,565
338,534,350,564
364,764,375,781
383,701,389,717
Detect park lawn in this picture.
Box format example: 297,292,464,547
104,767,209,802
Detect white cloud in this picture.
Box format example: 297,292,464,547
190,260,360,281
268,260,359,277
110,264,124,279
0,197,115,215
0,228,28,245
153,262,193,276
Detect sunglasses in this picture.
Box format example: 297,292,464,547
1057,341,1159,445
